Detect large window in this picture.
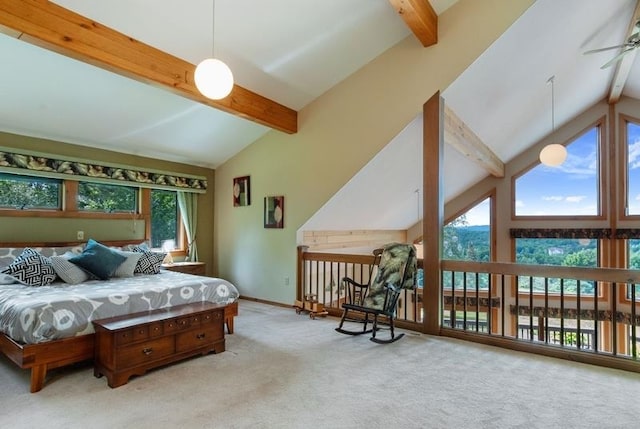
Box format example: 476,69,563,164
626,121,640,215
150,190,179,249
443,197,491,291
443,198,490,262
77,182,137,213
515,126,600,216
0,173,61,209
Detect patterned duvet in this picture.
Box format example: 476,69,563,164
0,270,239,344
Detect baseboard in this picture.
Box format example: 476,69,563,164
238,295,292,309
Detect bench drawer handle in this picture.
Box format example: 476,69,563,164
142,348,153,356
196,333,206,340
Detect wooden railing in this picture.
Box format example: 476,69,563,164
296,246,424,331
297,246,640,373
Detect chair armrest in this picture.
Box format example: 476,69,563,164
342,277,368,290
342,277,369,305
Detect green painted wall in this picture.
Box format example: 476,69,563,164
213,0,535,304
0,132,217,275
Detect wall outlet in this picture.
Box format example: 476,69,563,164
77,230,84,240
284,276,290,286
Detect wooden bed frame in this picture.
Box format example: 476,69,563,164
0,240,238,393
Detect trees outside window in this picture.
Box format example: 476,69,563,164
515,238,596,294
0,174,60,209
77,182,136,212
151,190,178,249
443,197,491,290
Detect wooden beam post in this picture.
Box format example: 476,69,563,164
444,106,504,177
387,0,437,47
423,91,443,335
0,0,297,134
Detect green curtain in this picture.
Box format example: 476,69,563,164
177,192,198,262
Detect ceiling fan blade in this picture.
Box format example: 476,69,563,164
601,48,636,69
584,44,630,55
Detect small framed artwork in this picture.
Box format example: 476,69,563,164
264,196,284,228
233,176,251,207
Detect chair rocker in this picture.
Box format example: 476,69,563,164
335,243,417,344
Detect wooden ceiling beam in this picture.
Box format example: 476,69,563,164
608,0,640,104
444,105,504,178
0,0,297,134
387,0,437,47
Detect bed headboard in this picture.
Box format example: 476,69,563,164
0,240,145,269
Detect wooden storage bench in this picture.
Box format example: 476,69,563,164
93,302,226,388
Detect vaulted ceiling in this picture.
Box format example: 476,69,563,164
1,0,640,231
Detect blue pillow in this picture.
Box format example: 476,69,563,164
69,239,127,280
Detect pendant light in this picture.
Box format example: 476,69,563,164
194,0,234,100
539,75,567,167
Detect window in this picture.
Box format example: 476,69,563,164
443,198,490,262
515,237,597,294
626,121,640,215
443,197,491,290
515,126,600,216
77,182,137,212
151,190,179,249
0,173,61,209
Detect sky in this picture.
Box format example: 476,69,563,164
627,122,640,215
515,126,599,217
453,122,640,226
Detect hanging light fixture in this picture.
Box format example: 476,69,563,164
194,0,234,100
539,75,567,167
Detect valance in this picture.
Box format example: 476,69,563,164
614,229,640,239
509,228,612,239
0,147,207,193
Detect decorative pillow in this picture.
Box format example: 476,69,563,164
131,248,166,274
69,239,127,280
0,248,56,286
113,251,143,278
126,242,150,252
51,252,92,285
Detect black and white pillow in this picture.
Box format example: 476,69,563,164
50,252,92,285
0,248,57,286
131,247,166,274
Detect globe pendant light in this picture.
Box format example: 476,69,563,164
539,76,567,167
195,0,234,100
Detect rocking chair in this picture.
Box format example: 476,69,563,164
335,243,417,344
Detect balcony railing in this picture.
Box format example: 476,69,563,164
297,246,640,373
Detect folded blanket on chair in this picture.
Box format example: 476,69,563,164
362,243,417,310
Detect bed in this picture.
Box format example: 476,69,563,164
0,240,240,392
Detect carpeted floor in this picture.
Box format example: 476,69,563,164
1,299,639,428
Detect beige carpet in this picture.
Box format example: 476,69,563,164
1,300,639,428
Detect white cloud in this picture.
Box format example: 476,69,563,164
629,140,640,170
542,196,563,201
515,200,524,207
565,195,586,203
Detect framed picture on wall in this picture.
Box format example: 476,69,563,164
264,196,284,228
233,176,251,207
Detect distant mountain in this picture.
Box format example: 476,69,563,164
457,225,489,232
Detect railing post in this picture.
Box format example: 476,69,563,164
296,245,309,303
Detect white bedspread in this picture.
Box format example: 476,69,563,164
0,270,239,344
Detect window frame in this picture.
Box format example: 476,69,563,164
0,176,187,256
511,119,606,221
0,173,62,211
76,181,138,214
620,115,640,220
